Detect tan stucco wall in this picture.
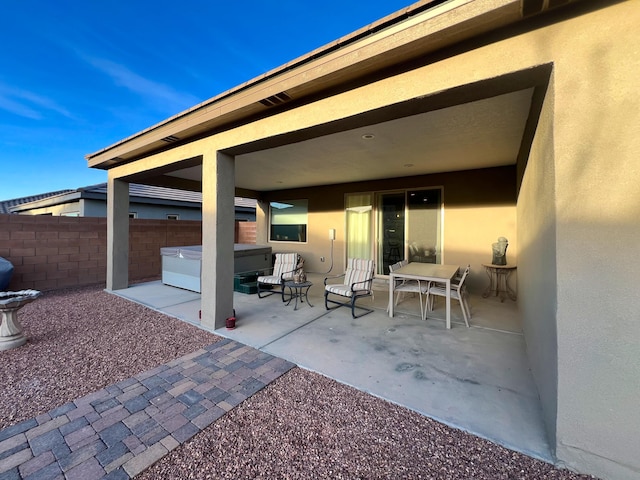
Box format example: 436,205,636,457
246,4,640,477
517,73,558,449
258,167,517,293
542,4,640,479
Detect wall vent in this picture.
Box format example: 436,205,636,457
161,135,180,143
259,91,292,107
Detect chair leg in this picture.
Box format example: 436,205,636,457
458,295,470,328
325,292,372,317
325,292,344,311
418,292,425,321
257,282,271,298
351,295,373,318
462,294,472,325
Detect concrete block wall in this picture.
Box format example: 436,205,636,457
236,221,256,244
0,215,202,291
129,218,203,281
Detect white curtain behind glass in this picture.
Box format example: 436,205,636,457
346,194,372,260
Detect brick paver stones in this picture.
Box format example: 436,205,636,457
0,339,295,479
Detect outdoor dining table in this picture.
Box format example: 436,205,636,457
388,262,460,329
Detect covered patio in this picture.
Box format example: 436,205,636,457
86,2,640,477
113,272,550,462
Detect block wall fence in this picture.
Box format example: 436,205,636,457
0,214,257,292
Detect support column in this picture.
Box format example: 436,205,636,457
255,199,269,245
106,177,130,290
201,151,235,330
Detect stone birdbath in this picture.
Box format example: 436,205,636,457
0,290,41,351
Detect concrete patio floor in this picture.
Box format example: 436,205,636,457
113,273,551,463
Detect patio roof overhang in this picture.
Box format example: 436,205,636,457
85,0,573,193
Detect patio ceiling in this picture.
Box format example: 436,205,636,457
165,87,534,192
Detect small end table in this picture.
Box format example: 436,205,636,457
284,281,314,310
481,264,517,302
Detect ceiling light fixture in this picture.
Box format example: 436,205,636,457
362,134,375,140
404,163,414,168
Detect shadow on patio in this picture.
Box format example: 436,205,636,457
113,272,551,463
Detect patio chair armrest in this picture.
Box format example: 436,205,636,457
280,267,297,281
350,276,373,292
324,273,345,286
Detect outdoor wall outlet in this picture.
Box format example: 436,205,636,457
320,256,325,262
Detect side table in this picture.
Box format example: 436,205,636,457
481,264,517,302
284,281,314,310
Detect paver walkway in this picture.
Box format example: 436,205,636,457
0,339,295,479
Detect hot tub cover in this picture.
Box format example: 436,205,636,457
160,245,202,260
0,257,14,291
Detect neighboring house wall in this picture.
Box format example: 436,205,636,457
12,197,204,220
11,196,254,222
235,221,256,244
127,201,203,220
20,201,84,217
82,199,106,217
0,214,202,291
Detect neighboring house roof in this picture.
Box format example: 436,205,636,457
0,190,74,214
1,183,256,214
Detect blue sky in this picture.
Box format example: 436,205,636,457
0,0,411,201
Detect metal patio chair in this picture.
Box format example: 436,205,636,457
257,253,300,301
426,264,471,327
324,258,376,318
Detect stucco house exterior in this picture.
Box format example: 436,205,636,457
85,1,640,479
1,183,256,221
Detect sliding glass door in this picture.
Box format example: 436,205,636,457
406,188,442,265
377,192,405,275
346,188,442,276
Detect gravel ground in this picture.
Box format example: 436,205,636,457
1,285,597,479
0,284,219,429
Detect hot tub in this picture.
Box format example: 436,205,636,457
160,244,272,293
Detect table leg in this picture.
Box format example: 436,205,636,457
304,285,314,307
482,267,495,298
389,274,395,317
497,270,517,301
285,286,294,306
445,279,451,329
505,274,517,301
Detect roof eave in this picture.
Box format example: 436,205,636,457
86,0,572,170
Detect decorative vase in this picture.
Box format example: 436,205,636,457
491,237,509,265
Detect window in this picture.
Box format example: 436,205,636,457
269,200,307,242
60,212,79,217
166,214,180,220
129,212,138,219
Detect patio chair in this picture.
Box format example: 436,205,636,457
426,264,471,327
324,258,375,318
389,260,429,320
257,253,300,300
